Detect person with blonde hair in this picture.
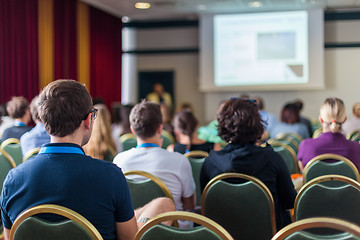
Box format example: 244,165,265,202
342,102,360,137
297,97,360,171
83,104,118,161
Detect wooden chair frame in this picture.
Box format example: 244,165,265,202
1,138,20,149
269,141,299,174
124,170,174,202
302,153,360,184
184,150,209,158
22,148,41,163
9,204,103,240
134,211,234,240
201,173,277,236
272,217,360,240
294,174,360,219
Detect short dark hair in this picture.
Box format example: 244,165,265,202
7,96,29,119
217,99,264,144
174,110,198,137
30,96,40,122
281,103,300,124
38,79,93,137
130,100,162,139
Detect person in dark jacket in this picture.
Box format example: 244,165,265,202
200,98,297,230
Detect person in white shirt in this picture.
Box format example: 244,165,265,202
113,100,196,225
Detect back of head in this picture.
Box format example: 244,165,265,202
217,98,264,144
353,103,360,118
38,79,93,137
30,96,41,123
174,110,198,137
281,103,300,124
320,97,346,133
7,96,29,119
84,104,115,159
130,100,162,139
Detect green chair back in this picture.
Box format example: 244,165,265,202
124,170,174,209
276,133,303,146
161,130,175,149
134,211,233,240
272,217,360,240
294,175,360,235
1,138,23,166
347,130,360,140
119,133,137,151
303,154,359,185
201,173,276,240
312,127,323,139
0,149,16,190
272,144,299,174
10,204,103,240
187,157,205,207
350,132,360,142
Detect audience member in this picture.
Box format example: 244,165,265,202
254,97,277,131
294,99,313,137
114,101,195,227
160,103,174,135
112,104,133,137
83,104,118,161
342,102,360,137
200,98,297,230
1,96,32,142
297,97,360,171
269,103,309,139
0,103,14,138
20,96,50,156
0,80,175,240
168,110,215,154
146,83,172,108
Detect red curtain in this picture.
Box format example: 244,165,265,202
89,7,122,106
0,0,39,103
54,0,77,80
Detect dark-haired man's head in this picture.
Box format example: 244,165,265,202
130,100,162,140
7,96,31,124
281,103,300,124
29,96,41,124
38,79,93,141
217,98,264,144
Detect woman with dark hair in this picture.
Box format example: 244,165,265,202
200,98,296,230
168,110,214,154
269,103,309,139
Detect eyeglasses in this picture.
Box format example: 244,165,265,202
83,108,98,121
90,108,98,120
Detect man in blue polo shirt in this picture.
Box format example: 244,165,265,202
0,79,175,240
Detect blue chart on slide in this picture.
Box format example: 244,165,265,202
214,11,308,87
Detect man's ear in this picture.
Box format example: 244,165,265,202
84,113,92,129
157,124,163,134
130,126,136,135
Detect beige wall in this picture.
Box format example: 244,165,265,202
135,19,360,124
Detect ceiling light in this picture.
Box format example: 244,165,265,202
135,2,151,9
248,1,263,7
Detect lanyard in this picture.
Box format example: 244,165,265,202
39,146,85,155
14,121,26,127
136,143,159,148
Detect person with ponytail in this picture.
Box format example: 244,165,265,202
297,97,360,171
168,110,215,154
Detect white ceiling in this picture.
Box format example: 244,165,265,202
81,0,360,20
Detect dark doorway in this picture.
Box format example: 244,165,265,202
138,71,175,106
